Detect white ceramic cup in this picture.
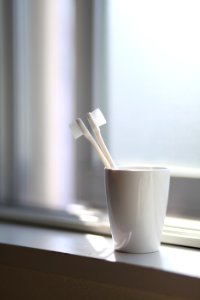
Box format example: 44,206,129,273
105,167,170,253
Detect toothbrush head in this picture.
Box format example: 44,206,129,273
88,108,106,128
69,118,91,139
69,120,83,139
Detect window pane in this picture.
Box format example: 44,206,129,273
104,0,200,220
12,0,75,209
0,0,101,211
107,0,200,170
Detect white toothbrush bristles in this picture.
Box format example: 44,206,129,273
90,108,106,127
69,118,110,168
69,121,83,139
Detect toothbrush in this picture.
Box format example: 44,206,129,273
69,118,110,168
87,109,116,168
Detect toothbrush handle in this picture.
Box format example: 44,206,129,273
86,135,110,168
95,130,116,168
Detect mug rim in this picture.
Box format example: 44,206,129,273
105,166,170,172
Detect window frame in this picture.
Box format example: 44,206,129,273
0,0,200,249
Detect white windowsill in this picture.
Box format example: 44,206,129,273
0,222,200,299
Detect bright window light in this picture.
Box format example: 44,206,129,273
107,0,200,172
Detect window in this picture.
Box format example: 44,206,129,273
0,0,76,210
0,0,200,246
105,0,200,221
